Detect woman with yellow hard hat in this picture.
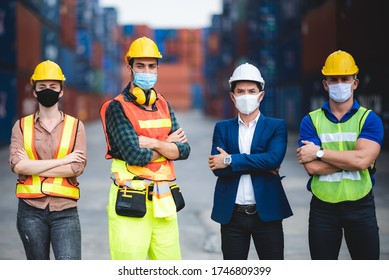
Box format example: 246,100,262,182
9,60,87,260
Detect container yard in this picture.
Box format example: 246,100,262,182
1,0,388,148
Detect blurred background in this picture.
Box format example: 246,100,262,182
0,0,388,147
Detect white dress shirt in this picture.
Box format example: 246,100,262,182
235,112,260,205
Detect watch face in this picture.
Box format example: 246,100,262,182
316,149,324,158
224,156,231,165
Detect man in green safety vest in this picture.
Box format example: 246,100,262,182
297,50,384,260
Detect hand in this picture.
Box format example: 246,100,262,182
139,135,157,149
61,150,86,165
296,140,320,164
16,148,29,160
208,147,229,170
268,168,280,175
166,128,187,143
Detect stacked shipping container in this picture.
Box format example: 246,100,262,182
203,0,302,125
0,0,123,146
301,0,389,148
0,1,17,146
2,0,388,149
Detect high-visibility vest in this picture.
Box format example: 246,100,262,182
15,114,80,200
100,93,177,184
309,106,372,203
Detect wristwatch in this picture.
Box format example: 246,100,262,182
316,147,324,160
224,155,232,166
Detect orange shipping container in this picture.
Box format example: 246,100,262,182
302,0,337,74
16,3,41,73
91,40,104,69
60,0,77,49
155,63,192,111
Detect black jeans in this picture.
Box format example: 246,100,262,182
17,199,81,260
221,207,284,260
309,191,379,260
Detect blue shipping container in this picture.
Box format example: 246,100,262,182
0,1,16,66
42,24,59,61
0,68,17,146
58,46,78,86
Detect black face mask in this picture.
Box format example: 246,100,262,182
35,88,61,107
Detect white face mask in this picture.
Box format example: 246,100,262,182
327,81,353,103
233,92,262,115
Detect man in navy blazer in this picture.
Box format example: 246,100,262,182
208,63,293,260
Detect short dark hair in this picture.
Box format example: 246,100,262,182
230,81,262,93
128,58,159,67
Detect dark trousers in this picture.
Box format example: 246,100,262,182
220,209,284,260
17,199,81,260
309,191,380,260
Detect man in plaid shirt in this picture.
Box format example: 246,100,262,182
100,37,190,260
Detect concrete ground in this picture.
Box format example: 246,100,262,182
1,109,388,260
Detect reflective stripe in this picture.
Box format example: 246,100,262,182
16,183,44,198
16,114,80,200
320,132,357,143
41,182,80,198
22,115,38,160
139,118,171,129
57,115,77,158
309,107,372,202
319,170,361,182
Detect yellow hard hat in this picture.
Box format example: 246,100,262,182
321,50,359,76
30,60,66,85
124,36,162,63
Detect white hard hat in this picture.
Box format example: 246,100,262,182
228,62,265,89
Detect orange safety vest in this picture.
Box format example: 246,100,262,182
15,114,81,200
100,93,176,183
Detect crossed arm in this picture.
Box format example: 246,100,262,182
139,128,188,160
296,138,380,175
13,149,86,177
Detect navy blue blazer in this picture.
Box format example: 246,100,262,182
210,114,293,224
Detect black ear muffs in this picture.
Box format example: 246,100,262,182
132,87,157,105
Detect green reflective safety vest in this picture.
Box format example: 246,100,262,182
309,106,372,203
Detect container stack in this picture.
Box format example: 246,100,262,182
202,0,302,121
300,0,389,147
0,1,17,146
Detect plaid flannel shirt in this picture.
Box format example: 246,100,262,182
105,90,190,166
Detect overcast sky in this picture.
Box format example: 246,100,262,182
99,0,222,29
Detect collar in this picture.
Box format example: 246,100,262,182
321,99,360,123
238,111,261,127
122,82,133,101
34,111,64,123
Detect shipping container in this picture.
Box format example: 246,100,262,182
76,28,92,59
58,46,78,86
91,40,104,69
76,0,93,28
277,86,302,131
278,0,301,36
16,72,36,118
41,24,59,61
301,0,336,75
0,1,17,67
0,68,17,146
20,0,60,27
278,35,301,83
73,58,91,91
60,0,76,49
17,2,41,73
